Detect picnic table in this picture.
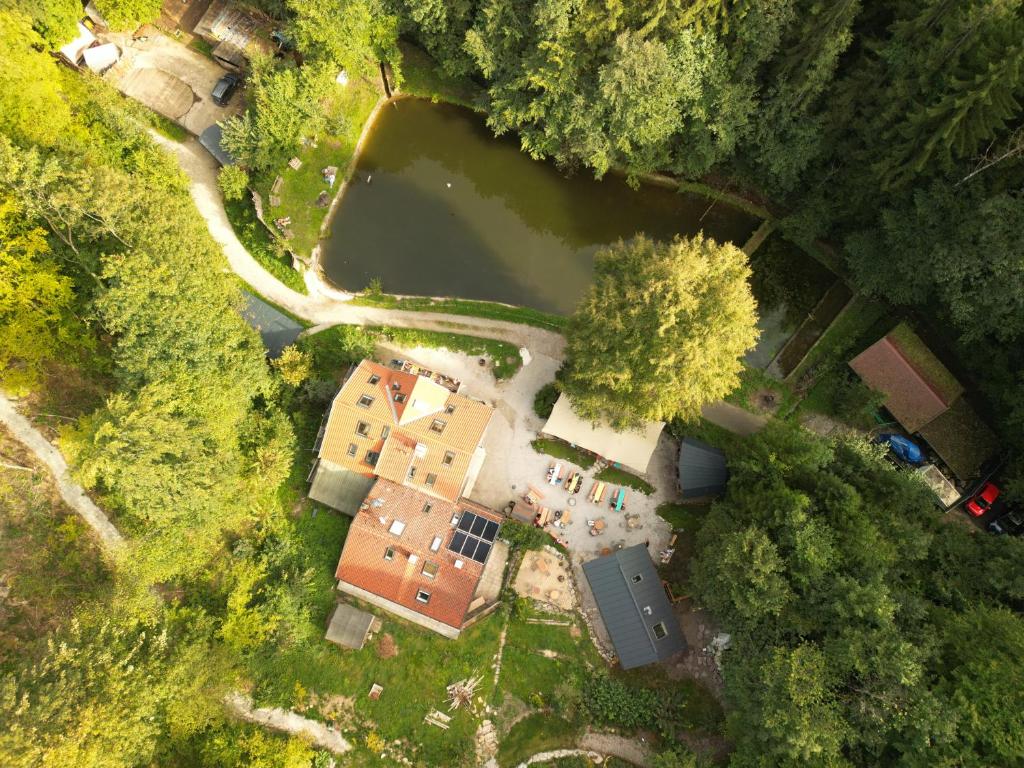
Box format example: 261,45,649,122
611,487,627,511
589,481,606,504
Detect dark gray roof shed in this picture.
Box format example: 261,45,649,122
239,291,303,358
325,603,376,649
678,438,728,499
582,545,686,669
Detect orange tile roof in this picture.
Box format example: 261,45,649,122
336,479,501,629
318,360,493,501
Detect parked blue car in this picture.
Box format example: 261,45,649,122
875,433,924,465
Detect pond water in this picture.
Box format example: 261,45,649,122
319,98,759,315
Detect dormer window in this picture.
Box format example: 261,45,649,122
368,374,380,385
430,419,446,434
357,394,375,408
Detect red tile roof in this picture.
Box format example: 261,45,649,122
319,360,492,501
335,479,501,629
849,335,952,432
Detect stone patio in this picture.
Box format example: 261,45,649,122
512,549,575,611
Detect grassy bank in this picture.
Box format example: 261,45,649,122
254,78,381,258
595,466,655,495
224,198,307,294
352,293,567,332
379,327,523,380
531,438,596,469
398,40,484,110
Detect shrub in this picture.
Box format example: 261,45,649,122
533,382,559,419
218,164,250,201
582,676,660,730
502,520,549,552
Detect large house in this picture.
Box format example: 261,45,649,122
310,359,504,637
309,359,493,515
335,478,505,638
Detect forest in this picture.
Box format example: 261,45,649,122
1,0,1023,766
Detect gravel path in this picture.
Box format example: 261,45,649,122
700,401,767,436
0,392,124,550
224,693,351,754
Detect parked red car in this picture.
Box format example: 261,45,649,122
966,482,1001,517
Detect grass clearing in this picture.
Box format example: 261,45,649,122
352,293,566,332
398,40,484,110
379,327,523,380
496,713,581,768
725,366,800,420
531,438,596,469
224,197,307,294
595,466,655,495
254,78,381,258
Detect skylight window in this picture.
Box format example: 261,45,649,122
422,561,439,579
416,589,431,604
388,520,406,536
368,374,380,385
653,622,668,640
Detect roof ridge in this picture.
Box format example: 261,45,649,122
615,551,657,660
883,336,955,407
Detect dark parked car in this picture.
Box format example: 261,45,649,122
989,509,1024,536
965,482,1001,517
211,73,240,107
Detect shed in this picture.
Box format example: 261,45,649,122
541,394,664,475
199,124,235,167
83,43,120,73
194,0,274,63
918,398,998,481
678,438,728,499
582,545,686,669
849,323,962,433
325,603,376,650
239,291,303,358
308,460,375,516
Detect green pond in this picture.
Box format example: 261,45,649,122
320,98,760,315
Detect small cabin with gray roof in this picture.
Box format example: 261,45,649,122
582,544,686,669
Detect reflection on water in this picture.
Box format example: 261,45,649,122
320,98,759,314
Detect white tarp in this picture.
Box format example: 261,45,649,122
59,22,96,66
83,43,120,73
541,394,664,475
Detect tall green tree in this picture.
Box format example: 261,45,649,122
561,234,758,426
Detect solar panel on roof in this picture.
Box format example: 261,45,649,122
448,512,501,563
483,520,499,541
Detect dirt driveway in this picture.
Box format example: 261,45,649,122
101,30,243,135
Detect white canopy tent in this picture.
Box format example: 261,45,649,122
541,394,664,475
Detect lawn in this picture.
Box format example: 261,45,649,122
224,198,307,294
724,366,800,420
499,605,603,708
496,713,581,768
254,77,382,259
655,502,710,598
351,293,567,332
595,466,655,495
398,40,484,110
531,438,596,469
248,597,503,767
